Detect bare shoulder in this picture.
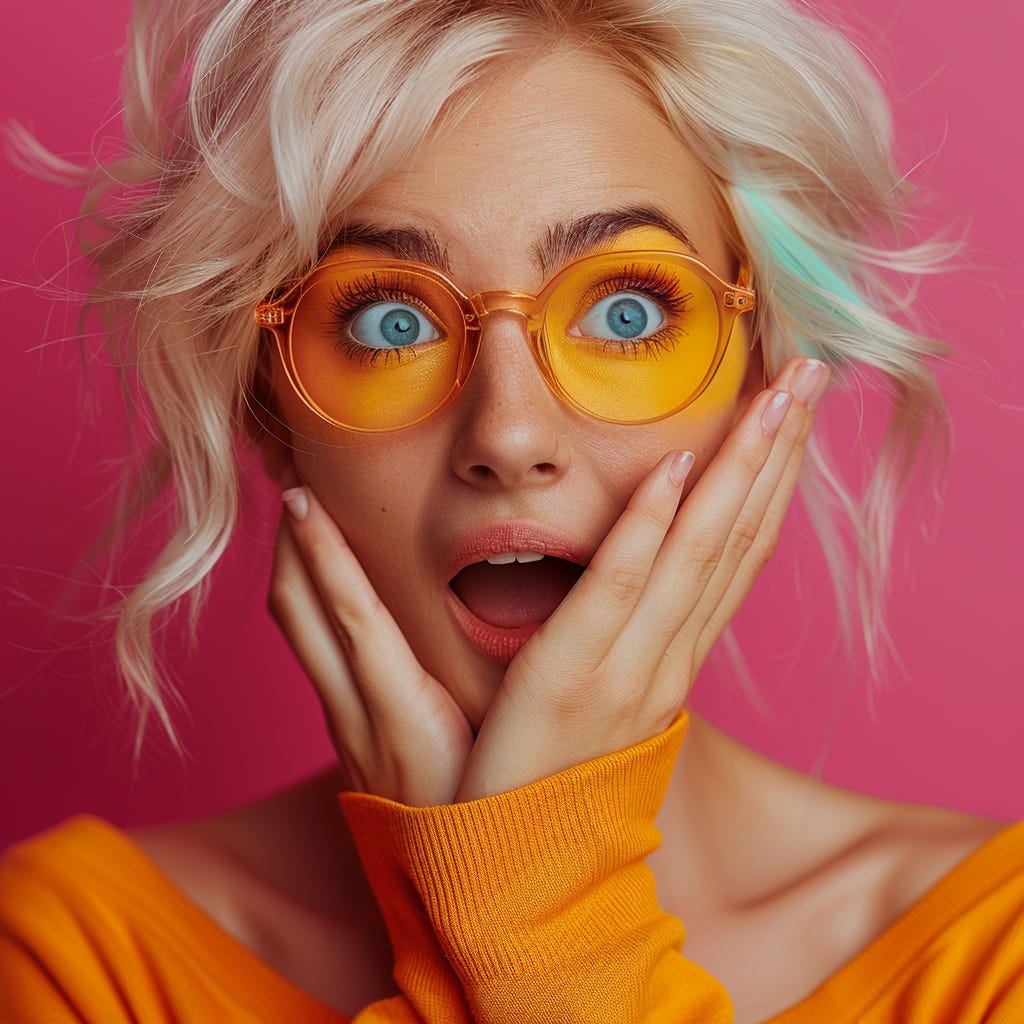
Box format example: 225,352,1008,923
666,722,1013,1023
865,796,1009,914
771,766,1010,930
777,777,1010,958
126,767,396,1013
695,797,1009,1024
127,766,356,918
669,715,1010,918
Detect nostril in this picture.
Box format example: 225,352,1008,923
467,460,556,480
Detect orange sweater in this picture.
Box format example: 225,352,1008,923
1,715,1023,1022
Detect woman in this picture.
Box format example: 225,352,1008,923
1,0,1021,1021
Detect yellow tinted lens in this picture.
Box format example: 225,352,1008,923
288,265,464,430
543,254,722,422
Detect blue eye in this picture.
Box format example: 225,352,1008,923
349,302,440,348
576,292,665,340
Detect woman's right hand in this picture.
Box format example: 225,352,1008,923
269,494,476,807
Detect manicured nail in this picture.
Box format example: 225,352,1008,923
668,450,695,487
282,486,309,522
790,359,830,410
761,390,792,435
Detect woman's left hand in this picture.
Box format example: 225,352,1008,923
455,356,828,800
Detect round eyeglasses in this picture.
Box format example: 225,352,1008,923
255,249,756,432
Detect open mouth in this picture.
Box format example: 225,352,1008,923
449,554,585,629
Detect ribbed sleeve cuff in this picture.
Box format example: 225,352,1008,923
342,712,688,983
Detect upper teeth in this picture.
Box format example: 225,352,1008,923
486,551,545,565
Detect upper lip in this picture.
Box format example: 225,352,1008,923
444,521,592,580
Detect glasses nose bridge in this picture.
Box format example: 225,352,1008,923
468,289,540,325
461,287,560,409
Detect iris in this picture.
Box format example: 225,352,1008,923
606,296,647,338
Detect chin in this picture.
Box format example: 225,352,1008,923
428,642,507,734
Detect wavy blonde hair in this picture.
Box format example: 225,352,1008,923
40,0,952,755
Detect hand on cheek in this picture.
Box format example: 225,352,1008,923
456,356,828,799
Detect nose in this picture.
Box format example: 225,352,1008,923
449,312,571,490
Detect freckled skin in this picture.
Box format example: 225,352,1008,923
272,48,762,729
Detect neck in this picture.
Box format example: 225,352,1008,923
649,709,870,919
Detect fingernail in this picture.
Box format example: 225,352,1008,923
761,390,792,435
791,359,830,410
282,486,309,522
668,450,695,487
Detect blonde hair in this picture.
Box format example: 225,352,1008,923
44,0,952,754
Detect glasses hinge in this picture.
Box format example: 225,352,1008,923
723,291,752,310
254,306,286,327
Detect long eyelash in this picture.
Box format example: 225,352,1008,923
332,341,415,367
598,330,684,360
589,263,695,315
323,272,430,364
325,272,415,316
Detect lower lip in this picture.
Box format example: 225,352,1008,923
444,587,542,664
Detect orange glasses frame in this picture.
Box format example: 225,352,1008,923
255,249,757,432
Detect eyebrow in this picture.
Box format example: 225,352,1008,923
327,223,452,269
328,205,697,278
532,206,698,277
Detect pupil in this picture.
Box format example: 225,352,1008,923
381,309,419,346
606,297,647,339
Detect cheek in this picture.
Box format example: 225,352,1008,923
583,321,756,499
294,445,440,656
297,441,423,538
690,317,754,423
652,318,754,484
289,429,445,601
666,338,759,531
271,363,450,588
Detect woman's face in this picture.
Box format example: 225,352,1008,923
274,48,761,728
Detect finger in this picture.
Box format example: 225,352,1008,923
278,489,474,805
617,358,824,679
651,362,825,687
654,403,814,690
675,358,825,636
521,448,696,671
630,389,795,640
280,485,438,735
269,515,368,730
688,393,816,671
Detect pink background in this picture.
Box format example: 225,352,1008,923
2,1,1022,852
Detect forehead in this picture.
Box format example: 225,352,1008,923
346,47,730,284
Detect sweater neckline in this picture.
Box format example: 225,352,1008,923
62,814,354,1022
763,816,1024,1022
65,812,1024,1022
